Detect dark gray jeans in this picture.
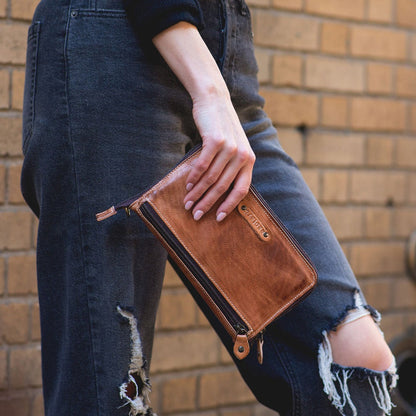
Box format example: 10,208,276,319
21,0,397,415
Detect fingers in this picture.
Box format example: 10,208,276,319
184,146,255,221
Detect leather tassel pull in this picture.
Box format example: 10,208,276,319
233,334,250,360
257,333,264,365
96,206,117,221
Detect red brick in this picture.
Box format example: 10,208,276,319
254,49,271,84
277,128,303,164
9,346,42,388
305,132,365,166
366,63,393,95
0,117,23,156
272,54,302,87
0,70,9,109
272,0,302,10
322,207,363,240
0,164,5,204
397,0,416,28
305,56,364,93
0,211,32,250
364,208,392,239
12,70,25,111
321,170,349,203
158,290,197,330
350,26,407,61
306,0,365,20
350,242,405,276
261,90,318,126
0,22,29,65
360,278,392,312
8,255,37,295
350,171,406,204
11,0,40,20
151,329,218,372
321,96,348,128
253,11,319,51
199,370,255,408
8,163,25,204
0,397,31,416
396,66,416,98
366,136,394,167
162,376,197,412
320,22,348,55
0,303,30,344
351,98,406,132
0,349,6,389
367,0,393,23
396,137,416,168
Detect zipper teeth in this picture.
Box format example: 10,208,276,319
139,202,249,335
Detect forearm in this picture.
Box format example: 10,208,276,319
152,22,229,102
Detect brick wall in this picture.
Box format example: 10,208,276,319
1,0,415,415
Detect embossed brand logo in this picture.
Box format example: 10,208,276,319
239,204,270,241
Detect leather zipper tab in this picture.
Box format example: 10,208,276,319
96,206,117,221
233,334,250,360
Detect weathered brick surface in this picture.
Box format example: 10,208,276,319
351,98,406,132
305,56,364,93
350,26,407,61
364,208,392,239
0,211,32,250
320,22,348,55
199,370,255,408
321,170,349,203
322,207,363,240
366,63,393,95
0,303,30,344
305,133,365,166
272,0,302,10
392,208,416,238
12,70,25,110
396,137,416,168
8,255,37,295
9,347,42,388
0,0,7,17
367,0,393,23
254,49,271,84
396,66,416,98
321,96,348,128
0,258,5,296
253,11,319,51
8,163,25,204
392,278,416,308
0,350,7,389
11,0,40,20
305,0,365,20
277,128,303,164
261,90,318,126
299,168,320,200
396,0,416,28
0,397,31,416
272,54,302,87
0,164,5,204
162,376,197,412
0,117,23,156
32,393,44,416
0,70,9,109
366,136,394,167
0,22,29,65
360,278,392,312
31,302,41,341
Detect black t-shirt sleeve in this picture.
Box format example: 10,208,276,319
122,0,205,42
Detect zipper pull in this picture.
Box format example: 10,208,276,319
96,206,117,221
257,331,264,365
233,324,250,360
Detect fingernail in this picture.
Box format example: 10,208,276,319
193,210,203,221
186,183,194,191
216,212,226,222
185,201,193,210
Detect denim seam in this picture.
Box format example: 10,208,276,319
64,7,101,415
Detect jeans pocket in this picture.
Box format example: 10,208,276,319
22,21,41,155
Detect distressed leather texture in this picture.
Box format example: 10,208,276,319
130,148,317,346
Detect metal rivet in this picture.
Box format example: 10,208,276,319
71,10,78,17
241,205,247,211
263,232,269,238
238,346,245,353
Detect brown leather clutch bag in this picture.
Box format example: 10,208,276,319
96,146,317,364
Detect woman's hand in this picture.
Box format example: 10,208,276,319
153,22,255,221
185,91,255,221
